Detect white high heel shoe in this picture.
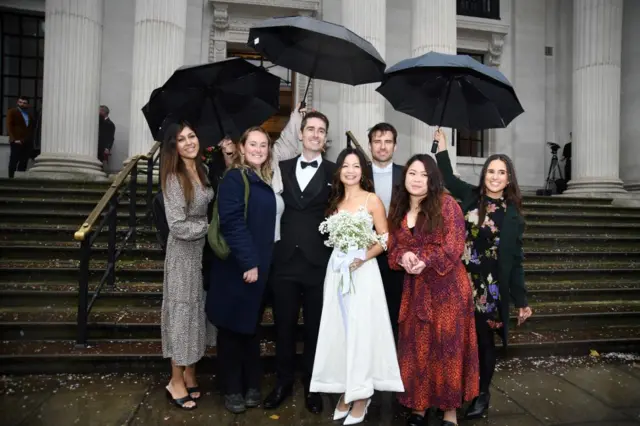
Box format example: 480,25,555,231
343,398,371,425
333,395,352,420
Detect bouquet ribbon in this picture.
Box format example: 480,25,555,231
331,248,366,295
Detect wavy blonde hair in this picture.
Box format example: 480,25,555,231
231,126,273,184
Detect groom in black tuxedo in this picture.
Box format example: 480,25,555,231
264,111,336,414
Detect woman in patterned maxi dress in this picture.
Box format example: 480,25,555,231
160,122,213,410
387,154,479,426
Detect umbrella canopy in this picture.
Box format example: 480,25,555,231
142,57,281,144
377,51,524,132
247,15,385,88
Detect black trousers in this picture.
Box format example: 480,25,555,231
216,327,261,395
270,250,325,388
475,312,498,393
9,142,29,178
378,253,404,342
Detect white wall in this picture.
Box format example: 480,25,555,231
185,0,206,65
509,0,547,190
99,0,135,173
620,0,640,195
384,0,412,166
313,0,341,161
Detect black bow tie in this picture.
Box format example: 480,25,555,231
301,160,318,169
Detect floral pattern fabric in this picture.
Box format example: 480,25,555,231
462,197,506,328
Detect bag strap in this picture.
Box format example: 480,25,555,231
240,169,250,219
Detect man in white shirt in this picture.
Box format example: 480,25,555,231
367,122,404,341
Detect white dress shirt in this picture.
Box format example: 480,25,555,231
296,154,323,192
372,162,394,215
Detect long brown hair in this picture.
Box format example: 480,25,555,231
160,121,208,206
475,154,523,225
326,147,374,215
388,154,445,233
231,126,274,183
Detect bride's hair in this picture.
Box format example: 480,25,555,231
326,147,374,215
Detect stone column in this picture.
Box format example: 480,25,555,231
410,0,457,165
564,0,627,197
127,0,187,159
620,0,640,199
337,0,386,155
26,0,106,180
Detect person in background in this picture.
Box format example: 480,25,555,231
160,121,213,410
6,95,35,178
434,129,532,420
366,122,404,340
387,153,479,426
562,132,572,183
98,105,116,167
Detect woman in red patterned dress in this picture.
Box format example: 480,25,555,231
387,154,479,426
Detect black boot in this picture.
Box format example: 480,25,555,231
464,392,490,419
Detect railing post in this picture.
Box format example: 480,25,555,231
146,154,154,228
76,235,91,348
129,164,138,243
107,197,118,288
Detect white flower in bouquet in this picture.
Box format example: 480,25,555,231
319,209,388,294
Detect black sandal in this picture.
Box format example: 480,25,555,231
166,388,197,410
187,386,201,400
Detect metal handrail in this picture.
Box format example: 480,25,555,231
74,141,161,347
74,142,161,241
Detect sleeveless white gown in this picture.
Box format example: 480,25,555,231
310,204,404,403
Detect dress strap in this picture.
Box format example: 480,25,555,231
363,192,373,210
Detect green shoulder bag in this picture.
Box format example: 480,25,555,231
207,169,250,259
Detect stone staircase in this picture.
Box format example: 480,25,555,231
1,179,639,374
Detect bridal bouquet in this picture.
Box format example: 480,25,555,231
319,209,388,295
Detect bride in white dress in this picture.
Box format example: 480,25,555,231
310,147,404,425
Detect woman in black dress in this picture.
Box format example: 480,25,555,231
433,129,533,420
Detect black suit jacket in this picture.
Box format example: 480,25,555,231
369,163,404,273
274,156,336,269
98,117,116,158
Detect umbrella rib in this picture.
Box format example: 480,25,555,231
468,78,507,128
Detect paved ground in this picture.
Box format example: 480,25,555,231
1,355,640,426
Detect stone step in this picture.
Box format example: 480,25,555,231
0,208,147,226
4,242,640,263
0,197,148,214
1,326,639,374
1,260,638,284
1,301,639,341
521,196,614,206
2,279,640,307
524,210,640,223
0,224,159,243
522,203,640,215
522,221,640,236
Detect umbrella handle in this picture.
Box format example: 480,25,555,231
430,139,439,154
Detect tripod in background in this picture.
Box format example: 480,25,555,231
542,142,565,195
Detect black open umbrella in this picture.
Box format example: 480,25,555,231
142,57,281,144
247,15,385,105
376,51,524,153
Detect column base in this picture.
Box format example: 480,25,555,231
562,177,629,198
624,181,640,199
23,153,108,181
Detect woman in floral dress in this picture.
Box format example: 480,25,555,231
434,129,533,420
